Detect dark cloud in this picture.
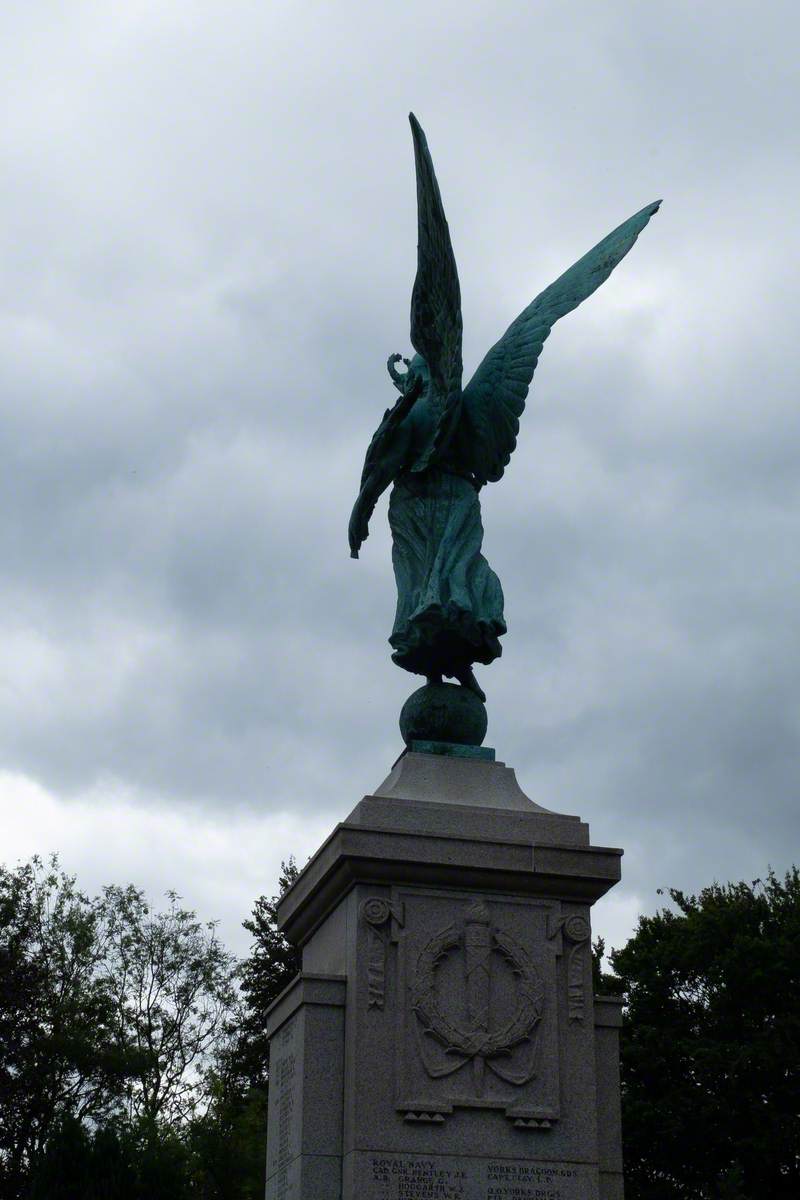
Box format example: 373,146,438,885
1,1,798,950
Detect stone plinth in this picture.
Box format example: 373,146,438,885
265,751,625,1200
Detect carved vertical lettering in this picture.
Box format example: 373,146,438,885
362,897,403,1009
562,915,590,1023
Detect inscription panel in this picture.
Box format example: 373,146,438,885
266,1012,303,1196
265,1156,301,1200
348,1152,598,1200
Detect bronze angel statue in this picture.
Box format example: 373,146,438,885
350,114,659,734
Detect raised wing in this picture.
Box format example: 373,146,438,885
408,113,463,470
460,200,661,486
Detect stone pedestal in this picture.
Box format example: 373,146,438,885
265,751,625,1200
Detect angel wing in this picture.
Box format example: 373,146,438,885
458,200,661,487
407,113,464,471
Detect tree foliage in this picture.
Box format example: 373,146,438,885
29,1114,192,1200
0,858,130,1198
99,884,236,1127
611,868,800,1199
231,858,301,1093
187,858,301,1200
0,857,238,1199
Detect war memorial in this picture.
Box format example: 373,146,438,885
264,115,659,1200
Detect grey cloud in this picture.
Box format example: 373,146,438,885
1,0,798,946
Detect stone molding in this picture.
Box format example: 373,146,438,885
277,820,621,946
265,972,346,1040
593,993,624,1028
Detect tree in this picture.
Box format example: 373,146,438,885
99,884,237,1130
188,859,301,1200
229,858,301,1095
0,858,130,1199
611,868,800,1200
591,935,622,996
185,1072,268,1200
1,852,298,1199
0,858,239,1199
29,1113,193,1200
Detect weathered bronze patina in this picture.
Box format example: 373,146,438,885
350,114,659,741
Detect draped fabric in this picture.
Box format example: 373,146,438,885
388,469,506,677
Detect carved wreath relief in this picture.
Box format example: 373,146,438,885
361,890,571,1128
411,899,544,1097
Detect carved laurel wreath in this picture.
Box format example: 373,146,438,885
412,921,544,1083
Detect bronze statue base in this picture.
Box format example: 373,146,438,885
399,681,488,748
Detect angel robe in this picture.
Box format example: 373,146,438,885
388,466,506,677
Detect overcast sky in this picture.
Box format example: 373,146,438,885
1,0,798,958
